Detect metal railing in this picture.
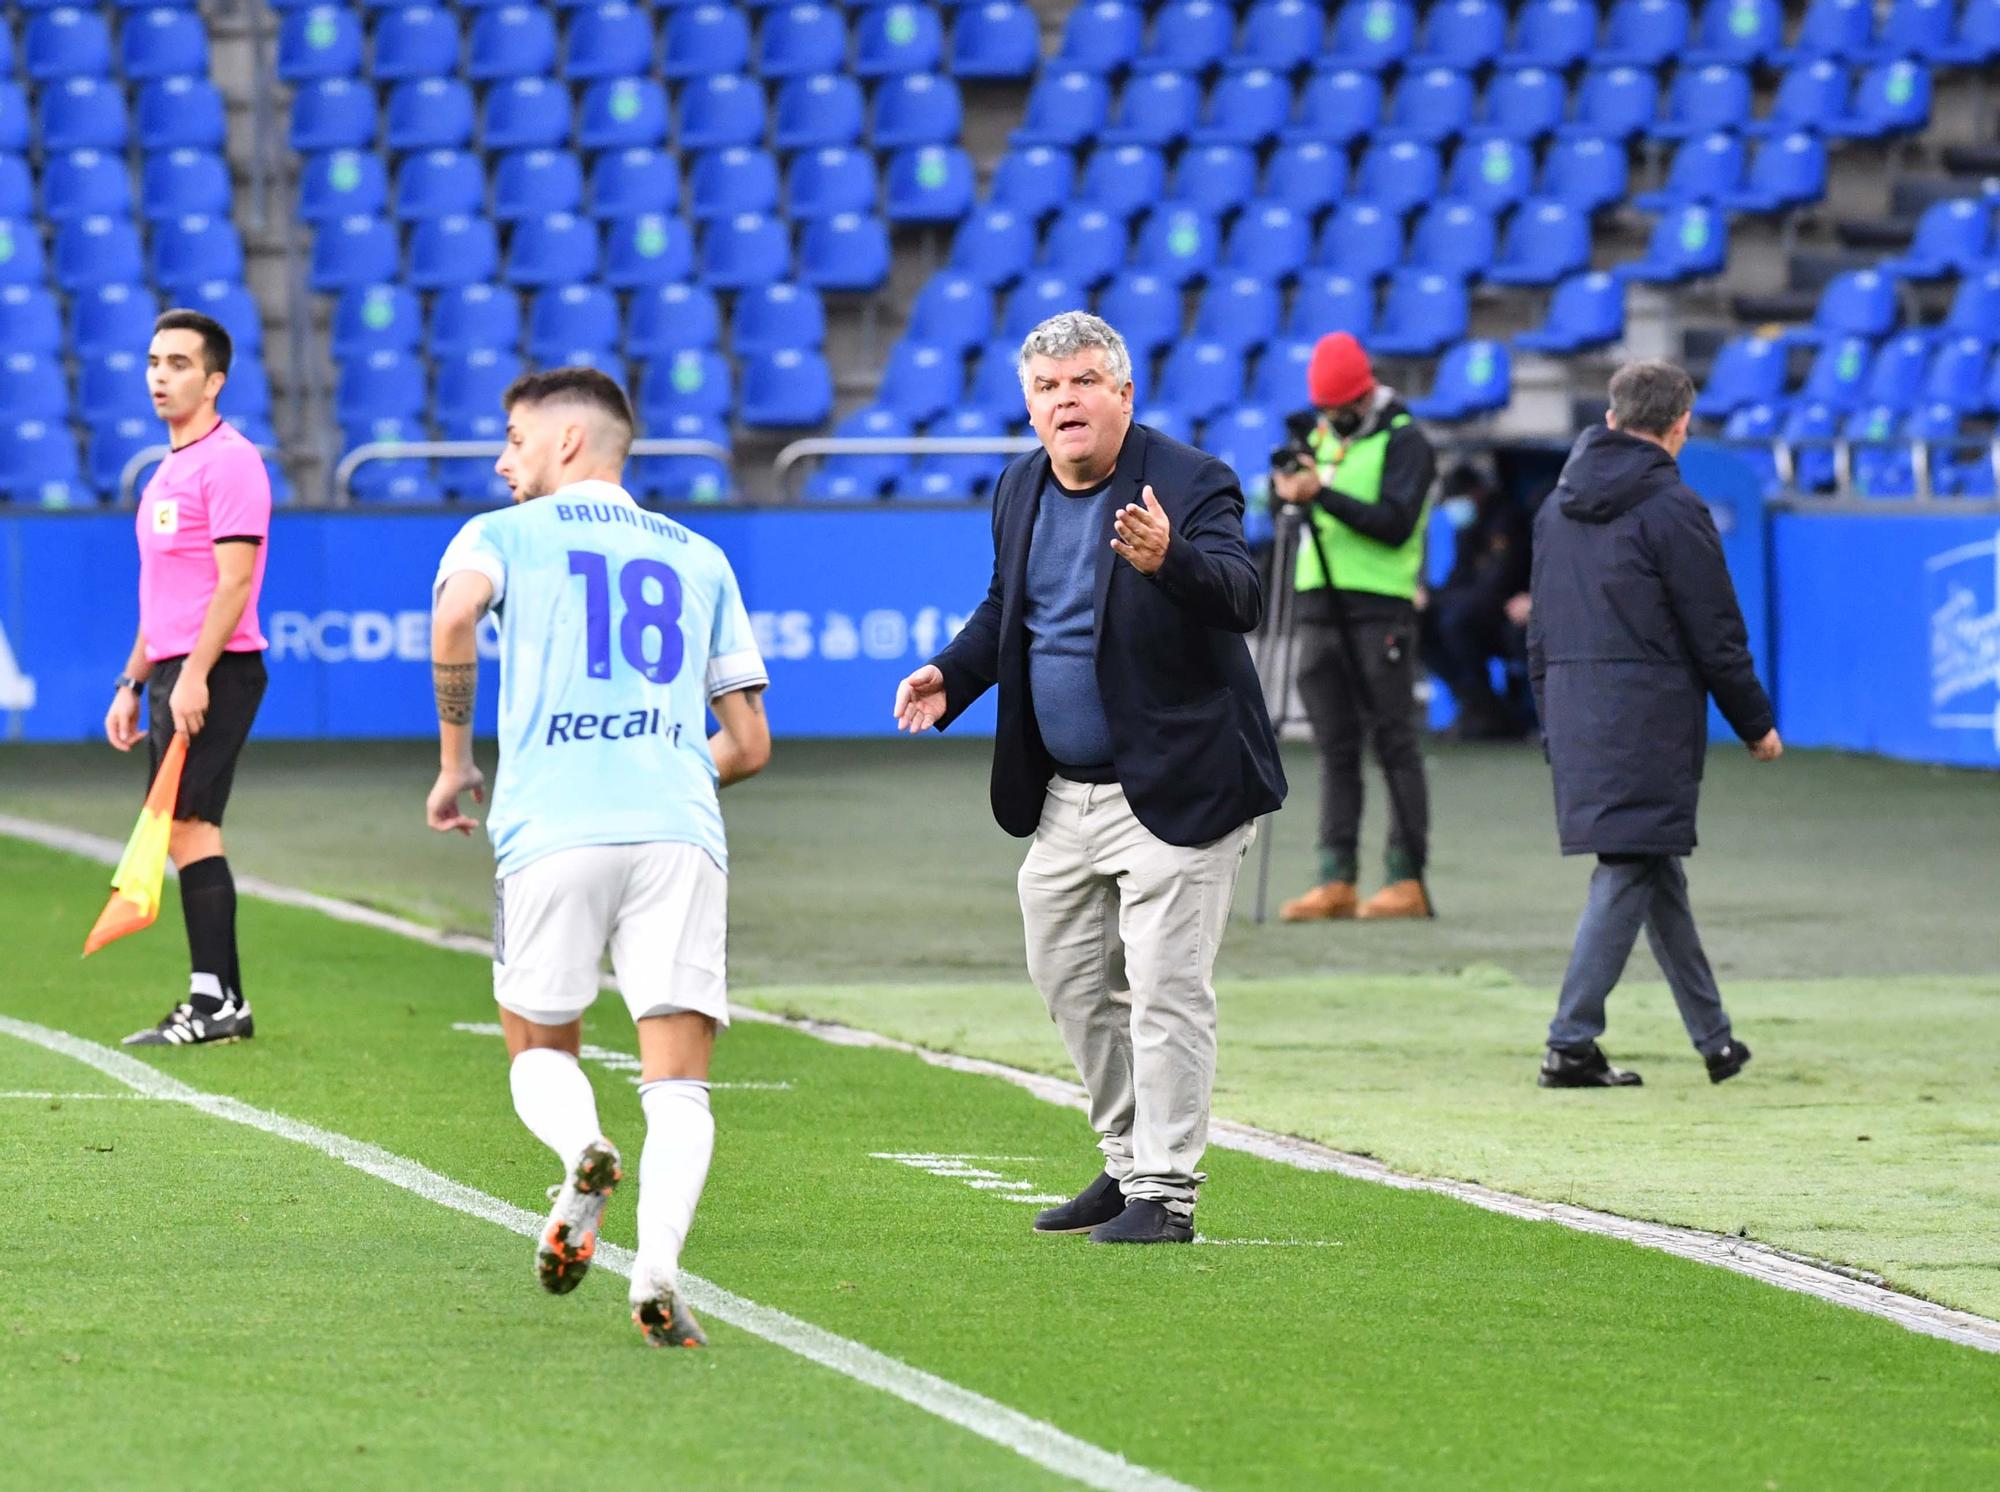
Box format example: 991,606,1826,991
1758,435,2000,505
771,435,1042,499
117,443,286,505
332,438,732,504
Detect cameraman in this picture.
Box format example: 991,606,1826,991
1271,333,1437,922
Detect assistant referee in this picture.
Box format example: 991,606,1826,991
104,309,273,1048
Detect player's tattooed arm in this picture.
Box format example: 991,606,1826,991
433,662,477,725
710,685,772,787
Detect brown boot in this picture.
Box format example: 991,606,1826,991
1279,881,1358,922
1358,880,1431,920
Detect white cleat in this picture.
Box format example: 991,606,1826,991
536,1138,621,1295
631,1266,707,1350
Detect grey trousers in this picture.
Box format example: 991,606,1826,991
1549,854,1733,1056
1017,778,1254,1216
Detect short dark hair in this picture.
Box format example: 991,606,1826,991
1607,360,1695,437
153,309,232,376
502,366,636,435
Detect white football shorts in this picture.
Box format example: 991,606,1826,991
492,841,729,1028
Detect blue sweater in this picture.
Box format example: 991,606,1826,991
1024,471,1115,771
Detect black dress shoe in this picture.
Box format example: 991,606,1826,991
1538,1042,1643,1088
1032,1171,1127,1234
1705,1039,1752,1084
1088,1199,1194,1245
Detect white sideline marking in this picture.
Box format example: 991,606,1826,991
0,1013,1195,1492
9,812,2000,1357
0,1090,160,1101
450,1022,794,1090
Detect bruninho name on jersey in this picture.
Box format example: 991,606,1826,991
544,708,685,746
552,501,691,545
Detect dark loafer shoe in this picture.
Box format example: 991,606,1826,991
1705,1039,1753,1084
1088,1199,1194,1244
1538,1042,1643,1088
1033,1170,1127,1234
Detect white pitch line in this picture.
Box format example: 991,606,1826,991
0,1013,1193,1492
8,812,1999,1357
0,1090,161,1101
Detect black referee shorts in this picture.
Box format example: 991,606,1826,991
146,650,267,826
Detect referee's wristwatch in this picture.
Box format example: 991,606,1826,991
114,674,144,695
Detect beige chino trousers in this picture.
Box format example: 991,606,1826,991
1017,776,1254,1216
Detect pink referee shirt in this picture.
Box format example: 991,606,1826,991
136,420,273,663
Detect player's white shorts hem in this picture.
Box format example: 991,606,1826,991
492,841,730,1028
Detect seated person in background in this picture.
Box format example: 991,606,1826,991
1420,464,1533,740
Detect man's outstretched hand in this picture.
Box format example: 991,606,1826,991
1110,485,1171,576
894,664,948,733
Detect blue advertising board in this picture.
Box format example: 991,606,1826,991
0,507,999,742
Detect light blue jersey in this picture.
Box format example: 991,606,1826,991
434,480,767,877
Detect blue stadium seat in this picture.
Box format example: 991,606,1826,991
989,146,1072,219
277,6,363,81
0,155,27,220
1448,138,1534,212
1944,268,2000,339
1223,200,1312,281
55,215,142,290
1829,61,1931,139
409,215,501,289
1132,202,1220,285
334,283,422,359
154,215,244,293
432,411,509,503
495,150,585,221
1773,0,1871,62
1003,272,1082,339
142,149,232,222
1652,64,1753,141
41,78,129,152
1101,70,1200,148
0,352,66,417
344,417,440,506
587,148,676,219
735,281,826,353
47,150,131,222
1286,69,1384,147
690,147,780,220
564,2,650,80
123,7,209,79
603,211,695,286
1193,275,1281,354
436,348,522,422
1379,68,1476,147
300,150,387,223
1635,131,1747,209
875,73,964,148
759,3,847,78
1472,67,1567,143
1011,69,1112,149
1694,334,1784,416
1371,270,1468,356
1487,198,1589,285
1598,0,1689,65
1262,141,1349,216
389,78,477,151
662,3,751,79
949,205,1034,285
2,419,86,507
627,281,721,358
526,284,617,361
89,416,163,502
1042,210,1125,287
288,78,373,152
141,77,227,151
1499,0,1599,69
309,214,397,290
1687,0,1782,62
1135,0,1234,73
798,211,891,290
1133,404,1192,444
1409,339,1511,420
952,1,1038,78
1354,141,1442,217
1057,0,1142,72
0,284,60,354
1288,270,1375,341
1618,203,1727,282
1204,404,1280,493
70,282,155,357
1561,66,1659,140
396,150,485,220
1748,60,1849,139
1812,268,1897,340
1317,201,1403,281
1861,0,1953,61
1192,68,1289,150
1410,200,1498,282
1882,198,1993,279
902,408,1012,502
856,3,944,76
1082,145,1168,221
886,145,974,223
337,348,427,424
1410,0,1508,70
1540,134,1630,212
1329,0,1416,70
468,5,559,80
1925,335,1994,414
907,273,990,353
1157,340,1243,421
1250,338,1314,407
880,341,961,423
1238,0,1323,69
224,358,274,420
1176,143,1258,218
773,73,864,150
637,349,733,422
372,5,458,80
429,283,521,357
1512,269,1624,352
1861,331,1933,412
1720,130,1827,212
79,350,156,423
578,77,669,150
784,148,872,221
0,218,46,288
1941,0,2000,64
806,406,909,500
633,413,732,505
698,211,789,289
1797,334,1870,407
1099,272,1181,357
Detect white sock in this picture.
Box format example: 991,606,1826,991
634,1079,714,1294
509,1048,602,1172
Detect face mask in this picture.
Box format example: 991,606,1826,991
1441,496,1478,529
1329,408,1366,438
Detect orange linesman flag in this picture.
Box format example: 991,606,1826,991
83,733,187,957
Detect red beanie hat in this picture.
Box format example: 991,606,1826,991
1308,332,1375,408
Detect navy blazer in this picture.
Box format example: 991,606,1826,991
929,422,1287,847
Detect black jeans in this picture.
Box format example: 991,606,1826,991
1294,608,1430,880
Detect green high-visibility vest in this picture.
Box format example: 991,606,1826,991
1293,413,1428,601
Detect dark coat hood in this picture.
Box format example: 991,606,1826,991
1555,424,1682,524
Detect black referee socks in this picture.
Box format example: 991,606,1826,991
178,855,242,1014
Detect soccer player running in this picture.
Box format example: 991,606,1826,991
108,310,272,1048
426,369,770,1350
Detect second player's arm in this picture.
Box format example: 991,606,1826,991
427,570,493,833
709,686,771,787
166,541,258,736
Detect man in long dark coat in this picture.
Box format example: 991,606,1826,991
1527,361,1782,1089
